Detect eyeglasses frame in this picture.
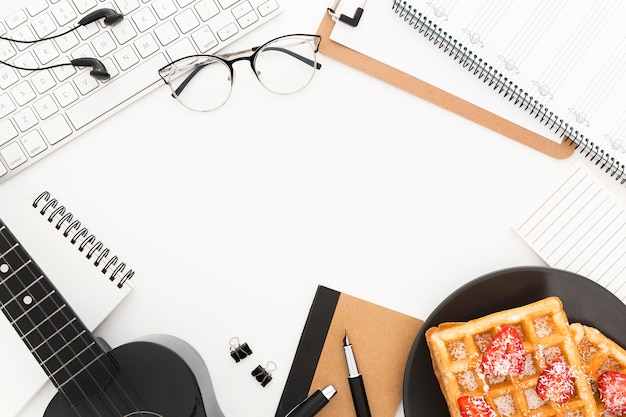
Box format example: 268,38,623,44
158,33,322,111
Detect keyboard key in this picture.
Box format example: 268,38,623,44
258,0,279,16
174,9,200,33
31,13,57,38
92,32,117,56
134,33,160,58
0,66,19,89
26,0,49,16
73,0,98,14
0,142,28,169
115,0,141,15
13,107,39,132
152,0,178,20
154,21,180,46
11,82,37,106
66,53,168,130
166,38,196,60
33,40,60,65
74,71,99,95
41,115,72,144
6,10,28,29
112,19,138,45
191,26,218,52
54,83,79,107
0,94,17,118
237,11,258,29
21,130,48,157
217,0,238,9
195,0,219,21
0,120,19,145
114,45,140,70
0,162,7,177
31,70,57,94
232,1,252,19
217,22,238,41
33,95,59,119
51,0,78,26
132,7,158,32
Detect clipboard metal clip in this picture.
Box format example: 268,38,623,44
328,0,366,27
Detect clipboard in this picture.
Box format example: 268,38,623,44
316,8,576,159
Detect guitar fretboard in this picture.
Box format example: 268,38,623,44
0,220,117,405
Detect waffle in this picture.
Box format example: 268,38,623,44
570,323,626,415
425,297,598,417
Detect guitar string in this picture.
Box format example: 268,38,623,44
0,228,108,416
0,225,147,416
29,195,157,417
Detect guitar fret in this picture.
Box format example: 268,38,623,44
0,255,31,288
30,317,77,352
56,352,105,390
1,220,117,404
41,332,89,367
9,289,56,325
21,303,67,340
1,275,43,310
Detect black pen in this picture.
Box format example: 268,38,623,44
285,385,336,417
343,330,372,417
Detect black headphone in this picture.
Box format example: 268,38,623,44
0,8,123,80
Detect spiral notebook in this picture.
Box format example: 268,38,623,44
325,0,626,186
0,188,134,417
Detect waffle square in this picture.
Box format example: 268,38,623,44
570,323,626,415
425,297,598,417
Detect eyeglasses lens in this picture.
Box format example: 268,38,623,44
167,56,232,112
254,36,318,95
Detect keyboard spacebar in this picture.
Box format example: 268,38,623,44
67,54,169,130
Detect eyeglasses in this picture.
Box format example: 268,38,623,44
158,34,322,112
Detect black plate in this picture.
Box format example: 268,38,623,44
402,266,626,417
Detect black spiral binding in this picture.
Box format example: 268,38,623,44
392,0,626,187
32,191,135,288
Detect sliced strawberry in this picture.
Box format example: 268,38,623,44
598,371,626,415
535,357,574,404
457,395,497,417
481,325,525,376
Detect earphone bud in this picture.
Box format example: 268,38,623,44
0,7,123,79
70,58,111,80
78,8,124,27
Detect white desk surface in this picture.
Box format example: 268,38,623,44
4,1,626,416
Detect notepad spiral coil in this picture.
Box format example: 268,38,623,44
32,191,135,288
392,0,626,187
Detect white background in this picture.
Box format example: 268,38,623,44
3,0,626,416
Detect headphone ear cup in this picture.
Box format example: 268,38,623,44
70,58,111,80
78,8,124,27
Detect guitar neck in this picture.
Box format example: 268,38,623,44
0,219,117,405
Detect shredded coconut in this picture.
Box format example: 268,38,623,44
456,371,479,392
524,388,546,410
533,315,554,338
448,340,467,361
474,332,493,353
493,394,516,416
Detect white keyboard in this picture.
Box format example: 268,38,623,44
0,0,282,183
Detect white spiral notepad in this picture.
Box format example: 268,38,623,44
0,187,134,417
514,161,626,301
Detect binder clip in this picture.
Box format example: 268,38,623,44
327,0,366,27
229,337,253,362
252,361,277,387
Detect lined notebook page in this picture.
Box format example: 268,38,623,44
514,161,626,301
330,0,626,155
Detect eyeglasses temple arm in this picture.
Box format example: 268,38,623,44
171,65,204,97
